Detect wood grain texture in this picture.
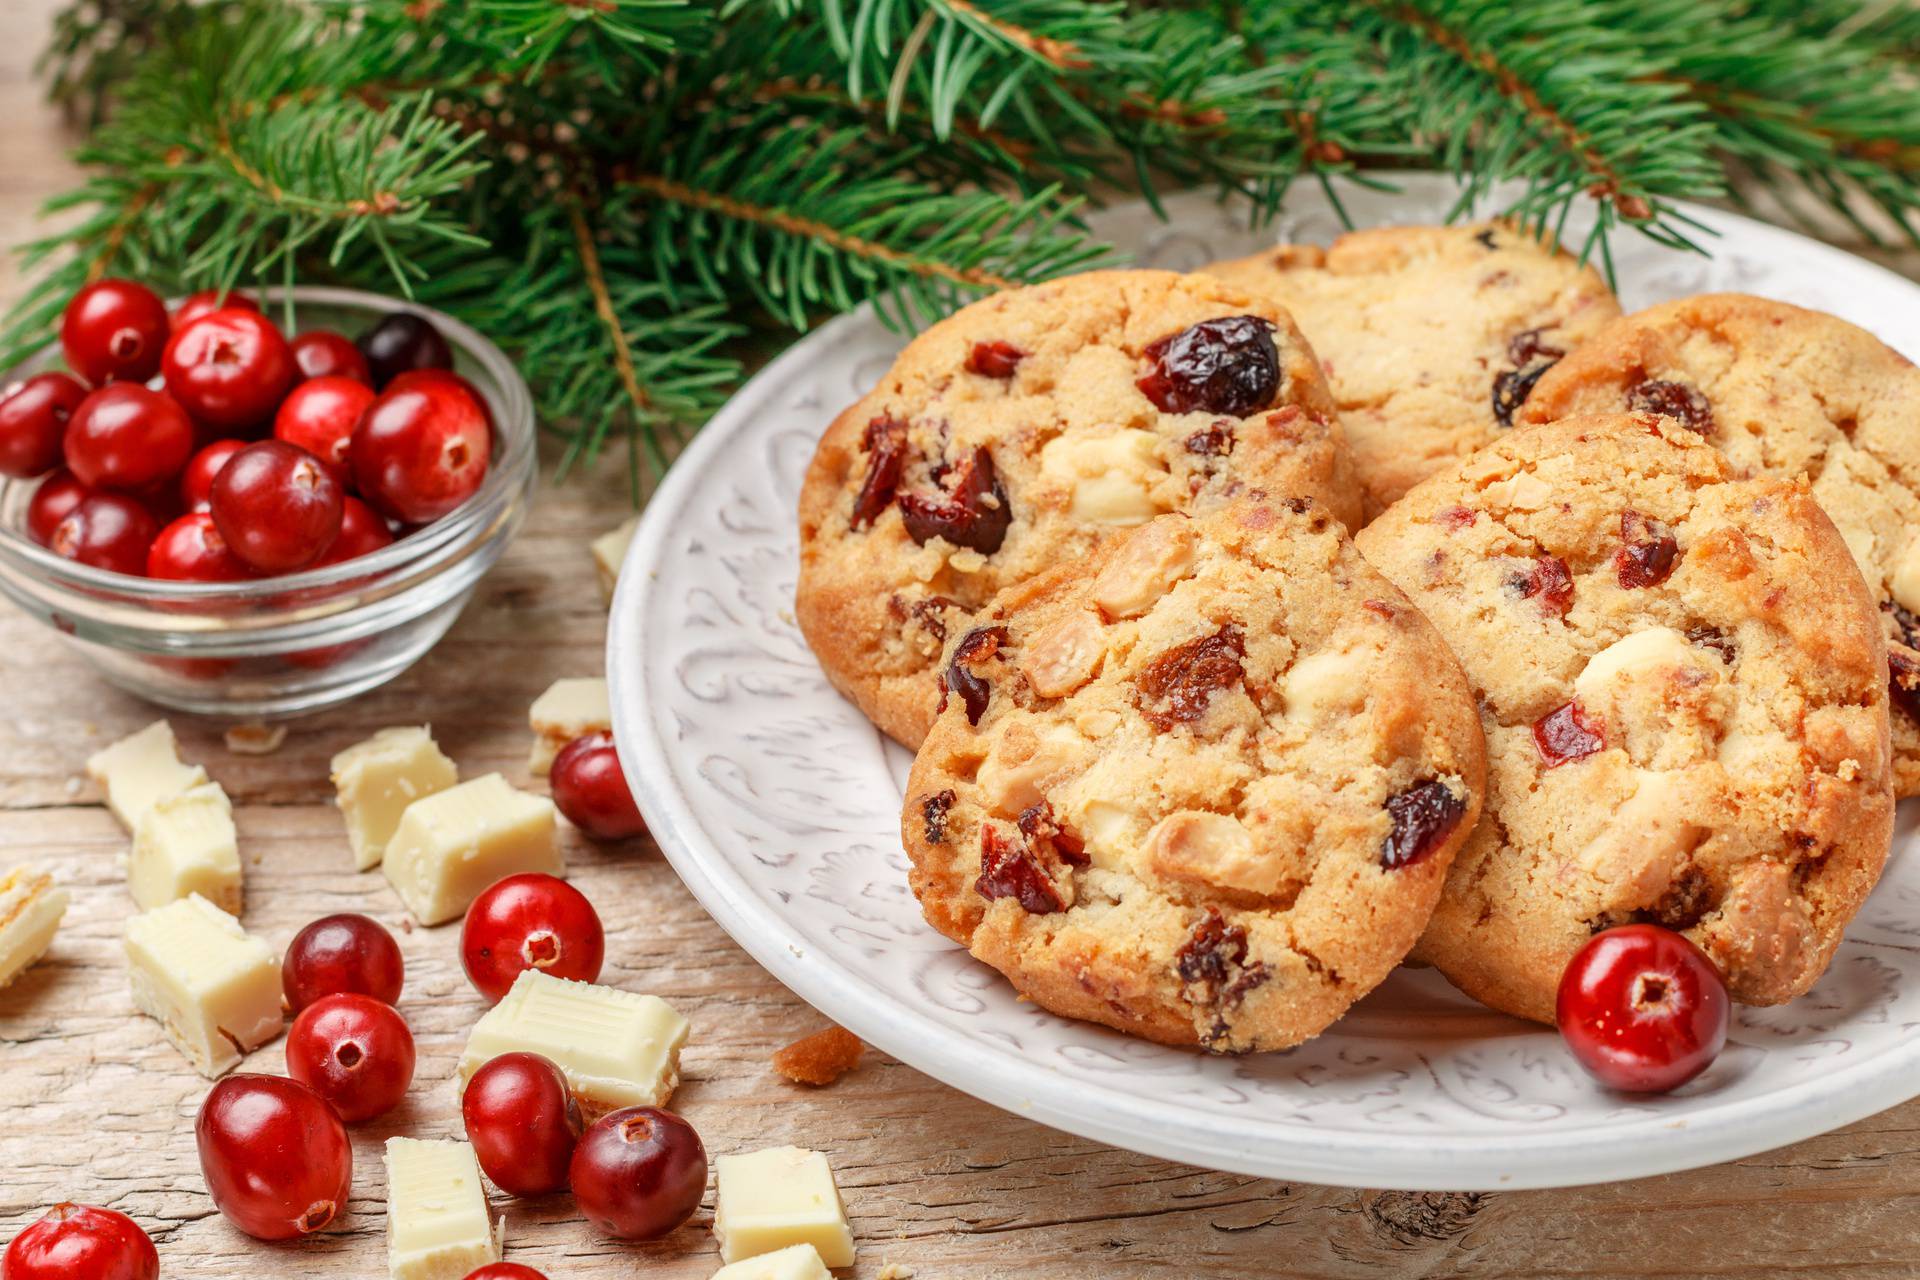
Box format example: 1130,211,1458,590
3,7,1920,1275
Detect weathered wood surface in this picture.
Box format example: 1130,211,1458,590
4,7,1920,1275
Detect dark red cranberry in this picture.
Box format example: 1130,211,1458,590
349,374,492,523
147,512,254,582
921,789,956,843
63,384,195,491
282,913,405,1011
1627,380,1713,434
180,438,247,512
1686,624,1737,665
1509,554,1574,617
966,340,1025,378
358,311,453,387
1183,420,1235,457
975,824,1067,913
310,495,395,568
162,308,296,430
1534,701,1605,766
943,625,1009,725
461,1052,582,1197
290,329,372,384
1137,316,1280,416
1382,779,1467,869
274,375,375,484
898,447,1011,554
209,440,344,573
1616,510,1679,588
1133,625,1246,731
172,289,258,330
850,415,906,529
61,279,170,385
568,1107,708,1240
1557,923,1730,1092
0,373,88,478
550,731,646,840
26,468,90,546
1,1202,158,1280
49,493,158,575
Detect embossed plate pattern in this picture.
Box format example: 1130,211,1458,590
609,176,1920,1190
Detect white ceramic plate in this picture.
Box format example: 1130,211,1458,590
608,175,1920,1190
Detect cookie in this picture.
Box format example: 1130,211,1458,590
797,269,1360,748
1355,413,1894,1025
1518,292,1920,795
900,496,1485,1052
1205,221,1620,522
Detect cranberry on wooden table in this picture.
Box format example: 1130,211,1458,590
286,992,416,1123
63,384,194,491
0,1203,158,1280
463,1266,551,1280
291,329,372,384
569,1106,708,1240
162,308,296,430
49,494,158,575
550,731,646,841
274,375,375,482
359,310,453,387
282,912,405,1012
461,1051,582,1197
1557,923,1730,1093
26,469,90,546
350,371,492,523
0,373,88,479
179,438,247,512
195,1074,352,1241
147,512,254,582
209,440,343,573
460,873,605,1003
172,288,258,330
311,495,396,568
60,279,170,386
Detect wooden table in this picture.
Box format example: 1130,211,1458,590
4,11,1920,1278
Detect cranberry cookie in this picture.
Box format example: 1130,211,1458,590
901,496,1485,1052
1519,292,1920,794
1356,413,1894,1024
1206,222,1620,522
797,270,1359,748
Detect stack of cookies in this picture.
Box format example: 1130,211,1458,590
795,223,1906,1053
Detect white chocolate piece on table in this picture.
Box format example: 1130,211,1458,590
713,1146,855,1268
0,864,69,990
528,677,611,775
383,774,561,926
711,1244,834,1280
332,726,459,872
87,720,208,832
383,1137,503,1280
457,969,688,1117
592,514,640,604
130,784,241,915
124,893,283,1078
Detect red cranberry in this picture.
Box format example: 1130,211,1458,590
550,732,646,840
285,992,415,1123
463,1267,550,1280
274,375,374,483
61,279,170,385
195,1074,352,1241
461,1051,582,1197
147,512,254,582
897,446,1010,554
209,440,343,573
26,468,90,546
1534,701,1605,767
966,340,1025,378
1382,779,1467,869
359,311,453,387
282,912,404,1012
162,308,296,429
460,873,605,1004
172,288,258,330
291,329,372,384
568,1107,707,1240
1137,316,1280,416
1510,554,1575,616
63,384,194,491
0,373,88,478
0,1203,158,1280
49,494,158,575
180,438,247,512
311,495,396,568
1557,923,1730,1093
349,374,492,523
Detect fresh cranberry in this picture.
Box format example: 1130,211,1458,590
0,1203,158,1280
195,1074,352,1241
209,440,343,573
290,329,372,384
180,438,247,512
359,311,453,387
274,375,374,483
349,374,492,523
162,308,296,430
0,373,88,478
1137,316,1280,416
550,732,646,840
285,992,416,1123
568,1107,707,1240
49,494,158,575
460,873,605,1004
1557,923,1730,1093
26,469,90,546
147,512,254,582
172,288,258,330
62,384,194,491
61,279,170,385
463,1267,551,1280
461,1052,582,1197
311,496,395,568
282,912,405,1012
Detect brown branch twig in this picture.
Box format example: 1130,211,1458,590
943,0,1087,70
566,196,652,421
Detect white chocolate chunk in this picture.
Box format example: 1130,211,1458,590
383,774,560,926
1144,811,1278,895
528,677,611,775
1090,516,1197,619
1480,470,1552,510
124,894,282,1078
977,726,1085,816
87,721,208,832
1040,428,1169,526
713,1146,855,1268
1573,627,1699,704
333,727,459,872
1019,609,1107,699
0,864,69,991
130,784,241,915
383,1138,502,1280
592,514,640,604
457,970,688,1118
1282,647,1369,722
711,1244,833,1280
1892,534,1920,615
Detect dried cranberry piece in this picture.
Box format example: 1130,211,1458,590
1616,510,1679,588
1437,504,1478,531
1506,328,1565,368
1627,379,1713,434
1491,364,1550,428
1133,625,1246,731
943,625,1009,726
1381,779,1467,870
975,825,1067,914
1534,701,1605,767
1174,908,1270,1047
965,341,1025,379
921,789,956,844
898,447,1012,554
1018,801,1088,867
1474,228,1500,250
1891,648,1920,721
1183,421,1236,457
1686,624,1736,664
851,416,906,529
1137,317,1280,417
1507,555,1574,617
1885,601,1920,651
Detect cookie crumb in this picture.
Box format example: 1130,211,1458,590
224,722,287,756
772,1025,864,1086
877,1266,916,1279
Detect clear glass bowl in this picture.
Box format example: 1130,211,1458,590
0,286,535,717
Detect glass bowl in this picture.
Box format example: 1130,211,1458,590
0,286,535,717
